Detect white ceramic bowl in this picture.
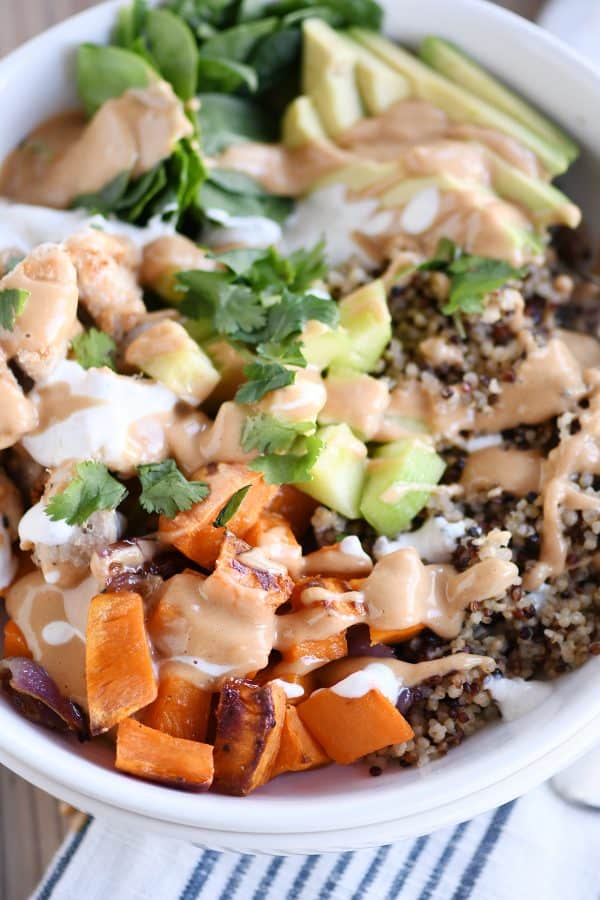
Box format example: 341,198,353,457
0,0,599,854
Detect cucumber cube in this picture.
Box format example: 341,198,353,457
360,438,445,535
295,424,367,519
333,279,391,373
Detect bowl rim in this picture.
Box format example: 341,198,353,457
0,0,599,842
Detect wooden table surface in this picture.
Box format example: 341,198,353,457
0,0,544,897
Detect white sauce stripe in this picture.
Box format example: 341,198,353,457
42,620,82,646
330,662,399,705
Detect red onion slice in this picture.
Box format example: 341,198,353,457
0,658,88,739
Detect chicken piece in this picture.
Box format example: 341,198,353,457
0,243,78,380
0,353,38,449
18,461,124,588
65,230,146,339
0,468,24,589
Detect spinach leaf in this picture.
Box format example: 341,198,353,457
197,94,275,155
248,27,301,92
199,170,292,223
165,0,239,35
266,0,382,28
143,8,199,99
197,56,258,94
113,0,148,48
199,17,278,62
76,44,151,117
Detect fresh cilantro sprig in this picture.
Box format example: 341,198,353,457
241,413,314,454
177,241,337,403
249,434,323,485
138,460,209,517
71,328,117,370
46,462,128,526
420,239,524,320
213,484,252,527
0,288,29,331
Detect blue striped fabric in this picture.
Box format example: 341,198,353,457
32,783,599,900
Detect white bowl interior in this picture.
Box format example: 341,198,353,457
0,0,599,845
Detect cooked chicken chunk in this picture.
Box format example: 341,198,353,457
0,353,38,449
65,230,146,339
0,243,79,380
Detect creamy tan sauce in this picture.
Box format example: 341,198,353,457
0,82,192,208
363,547,518,639
525,382,600,589
31,384,104,435
461,447,542,496
475,338,586,433
5,571,96,707
302,541,373,579
320,372,390,440
319,652,497,690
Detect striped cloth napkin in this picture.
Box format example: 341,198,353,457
30,3,600,899
33,782,599,900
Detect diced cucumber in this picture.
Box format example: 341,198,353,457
301,320,351,371
125,321,220,406
360,438,445,535
333,279,391,373
295,423,367,519
348,29,571,177
419,37,579,165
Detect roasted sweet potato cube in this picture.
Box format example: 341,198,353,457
297,688,414,765
245,512,303,578
3,620,32,658
158,463,277,569
86,592,157,735
271,705,330,778
116,718,213,790
255,667,318,704
213,679,286,795
214,531,293,607
282,632,348,666
266,485,318,538
142,673,212,742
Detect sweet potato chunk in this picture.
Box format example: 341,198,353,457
297,688,414,764
255,667,318,704
116,718,213,790
267,485,318,538
142,673,212,742
158,463,277,569
245,512,303,577
283,632,348,666
271,705,330,778
213,679,286,795
86,592,157,735
3,620,32,658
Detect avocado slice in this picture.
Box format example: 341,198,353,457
301,320,351,371
295,423,367,519
348,29,571,177
333,279,391,373
282,95,328,149
302,19,364,137
486,148,581,228
344,37,411,115
419,37,579,165
360,438,446,536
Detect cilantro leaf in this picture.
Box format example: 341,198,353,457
442,257,522,316
0,288,29,331
235,361,294,404
138,459,209,517
46,462,128,526
213,484,252,527
249,434,323,484
256,336,306,367
4,255,24,273
420,240,523,320
71,328,117,370
241,413,314,454
214,284,267,338
266,291,338,343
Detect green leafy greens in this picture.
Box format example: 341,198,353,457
213,483,252,526
71,328,117,371
0,288,29,331
242,413,314,453
138,460,209,517
46,462,128,526
177,241,336,402
249,433,323,484
420,239,524,321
